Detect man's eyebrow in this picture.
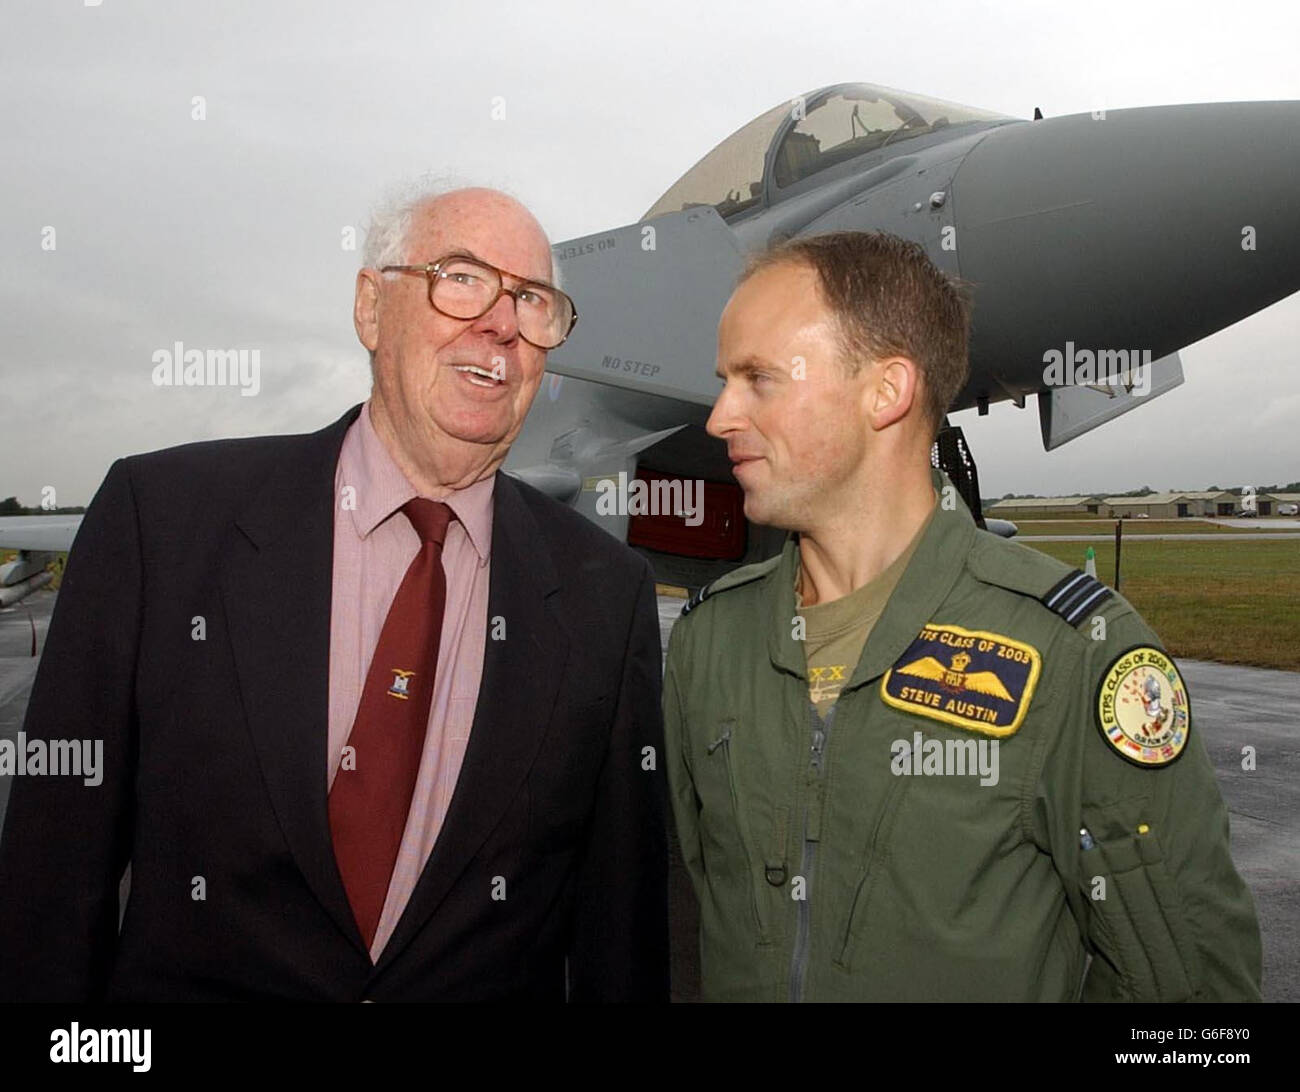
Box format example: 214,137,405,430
715,356,770,380
448,247,556,289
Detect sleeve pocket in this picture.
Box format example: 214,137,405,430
1079,830,1203,1002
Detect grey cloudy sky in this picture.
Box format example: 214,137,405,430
2,0,1298,505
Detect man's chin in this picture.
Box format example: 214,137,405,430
742,487,805,533
429,409,515,448
741,492,778,529
445,426,509,447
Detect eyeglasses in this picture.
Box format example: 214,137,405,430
381,254,578,350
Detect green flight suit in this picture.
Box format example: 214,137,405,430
663,470,1262,1002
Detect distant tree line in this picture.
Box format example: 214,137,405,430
0,496,87,516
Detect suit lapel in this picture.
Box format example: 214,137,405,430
221,403,367,953
374,473,569,974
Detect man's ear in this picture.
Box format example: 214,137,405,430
354,269,382,353
867,356,920,432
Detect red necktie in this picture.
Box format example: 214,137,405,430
329,497,454,949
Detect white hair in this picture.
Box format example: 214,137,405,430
361,174,561,287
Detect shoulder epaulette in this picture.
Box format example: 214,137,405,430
680,583,715,617
968,535,1117,630
679,553,783,618
1040,568,1113,627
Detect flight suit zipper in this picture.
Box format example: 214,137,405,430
789,700,832,1002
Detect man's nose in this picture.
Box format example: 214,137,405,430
470,290,522,343
705,386,740,439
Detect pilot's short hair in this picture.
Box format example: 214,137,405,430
741,231,971,437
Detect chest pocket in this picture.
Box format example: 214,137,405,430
695,717,779,946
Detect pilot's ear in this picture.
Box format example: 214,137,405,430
354,268,382,352
868,356,919,431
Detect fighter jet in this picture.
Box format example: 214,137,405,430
504,81,1300,589
5,82,1299,602
0,516,78,607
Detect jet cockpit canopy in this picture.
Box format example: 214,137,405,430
644,83,1012,221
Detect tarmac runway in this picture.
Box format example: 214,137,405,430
1205,518,1300,529
1,590,1296,1001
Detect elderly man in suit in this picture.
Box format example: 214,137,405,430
0,185,668,1001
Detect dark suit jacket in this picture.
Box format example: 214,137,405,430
0,404,668,1001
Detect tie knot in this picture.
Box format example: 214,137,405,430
402,498,454,546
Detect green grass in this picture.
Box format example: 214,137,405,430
1023,539,1300,670
1015,519,1299,536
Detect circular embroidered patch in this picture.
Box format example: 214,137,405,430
1095,645,1190,767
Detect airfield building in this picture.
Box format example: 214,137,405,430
984,495,1105,519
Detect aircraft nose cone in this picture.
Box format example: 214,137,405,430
951,101,1300,388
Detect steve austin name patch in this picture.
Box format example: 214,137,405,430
881,623,1042,738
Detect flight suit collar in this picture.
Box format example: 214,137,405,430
766,469,976,687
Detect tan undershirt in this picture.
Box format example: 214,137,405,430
798,498,937,719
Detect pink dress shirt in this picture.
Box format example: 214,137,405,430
327,401,494,961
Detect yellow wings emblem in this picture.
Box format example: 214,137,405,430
895,656,947,681
961,671,1014,701
895,654,1014,702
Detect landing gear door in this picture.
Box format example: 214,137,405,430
1038,351,1185,451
